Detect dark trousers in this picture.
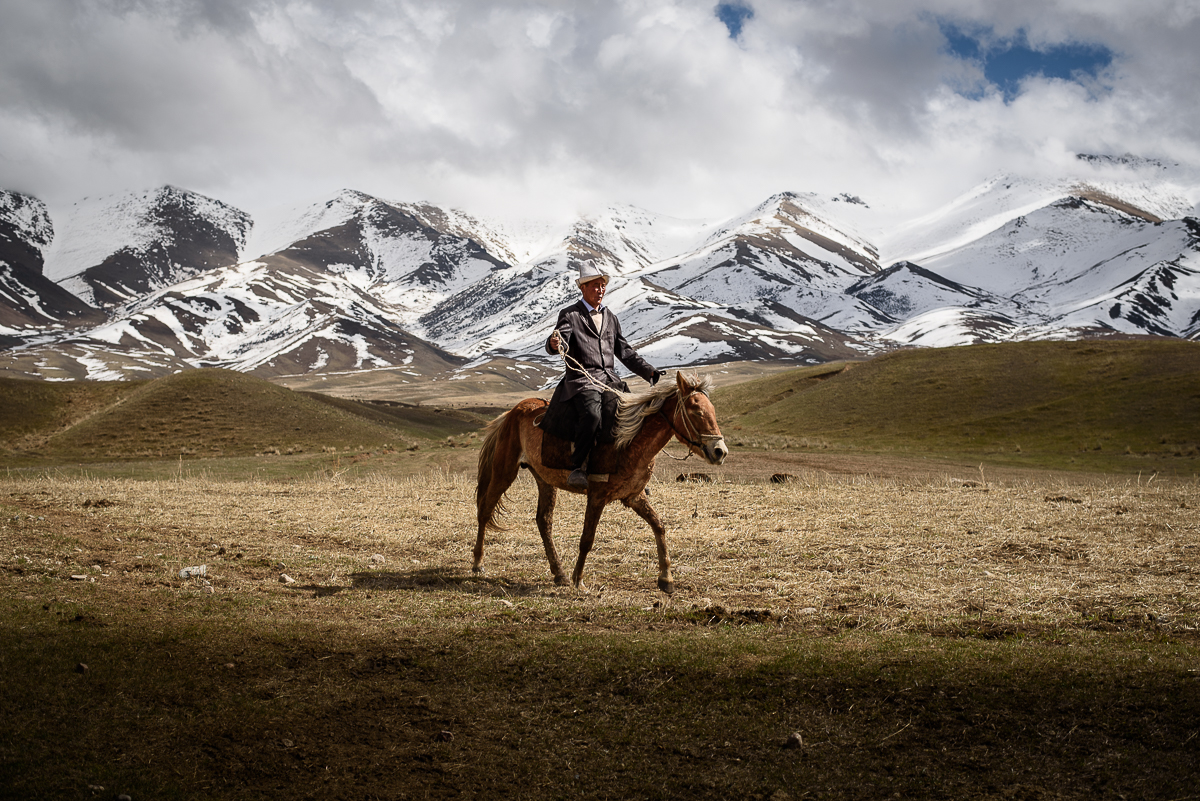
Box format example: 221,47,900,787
569,389,603,470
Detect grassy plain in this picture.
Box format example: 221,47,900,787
2,339,1199,798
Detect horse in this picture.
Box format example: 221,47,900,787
474,371,727,594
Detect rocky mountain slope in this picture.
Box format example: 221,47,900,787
0,191,106,345
2,157,1198,384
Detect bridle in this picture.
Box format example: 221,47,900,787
659,389,723,461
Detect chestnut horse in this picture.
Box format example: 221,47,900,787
474,371,727,594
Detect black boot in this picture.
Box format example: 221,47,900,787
568,467,589,489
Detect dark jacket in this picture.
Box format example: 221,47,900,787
544,300,656,401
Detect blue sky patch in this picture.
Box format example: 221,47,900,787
942,24,1114,100
715,2,754,39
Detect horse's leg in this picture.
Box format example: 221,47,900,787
623,492,674,595
473,446,522,576
570,495,607,591
533,473,567,585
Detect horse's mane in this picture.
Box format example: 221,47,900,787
612,372,713,450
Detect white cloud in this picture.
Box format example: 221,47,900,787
1,0,1198,226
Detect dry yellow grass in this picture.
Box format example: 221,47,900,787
4,467,1197,634
3,465,1199,799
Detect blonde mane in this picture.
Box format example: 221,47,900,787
612,372,713,450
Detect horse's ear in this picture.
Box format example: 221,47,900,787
675,370,688,394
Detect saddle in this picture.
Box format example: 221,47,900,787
536,385,625,474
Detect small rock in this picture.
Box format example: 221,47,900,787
75,663,89,674
369,554,386,565
797,607,819,615
179,565,206,579
69,574,88,581
118,795,132,801
784,732,803,749
434,730,454,742
280,573,296,585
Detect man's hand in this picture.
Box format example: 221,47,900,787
548,330,562,353
651,370,666,386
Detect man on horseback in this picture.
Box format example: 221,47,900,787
546,261,663,489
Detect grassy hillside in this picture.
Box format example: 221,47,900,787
3,368,480,464
299,392,490,437
6,340,1199,474
714,339,1200,472
0,376,144,448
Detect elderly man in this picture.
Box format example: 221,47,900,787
546,262,663,489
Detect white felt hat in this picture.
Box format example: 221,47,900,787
575,261,610,287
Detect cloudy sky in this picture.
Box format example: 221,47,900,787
2,0,1199,224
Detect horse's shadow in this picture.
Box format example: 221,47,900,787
289,567,557,598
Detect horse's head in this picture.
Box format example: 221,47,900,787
671,371,728,465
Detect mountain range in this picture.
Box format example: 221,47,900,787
2,155,1198,387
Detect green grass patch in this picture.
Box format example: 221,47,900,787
0,375,141,444
716,339,1200,473
1,368,482,468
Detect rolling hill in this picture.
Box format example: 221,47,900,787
713,339,1200,471
5,340,1198,473
0,368,479,463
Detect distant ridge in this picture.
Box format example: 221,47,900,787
1,368,478,462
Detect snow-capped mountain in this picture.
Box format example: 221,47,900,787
869,173,1200,345
414,193,870,366
1,157,1199,383
1,190,105,340
43,186,251,308
0,191,52,274
642,192,886,334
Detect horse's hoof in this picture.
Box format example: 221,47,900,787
658,578,675,595
472,565,484,574
554,575,569,586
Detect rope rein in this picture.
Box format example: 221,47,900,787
553,331,634,403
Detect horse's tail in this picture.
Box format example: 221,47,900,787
476,408,522,533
